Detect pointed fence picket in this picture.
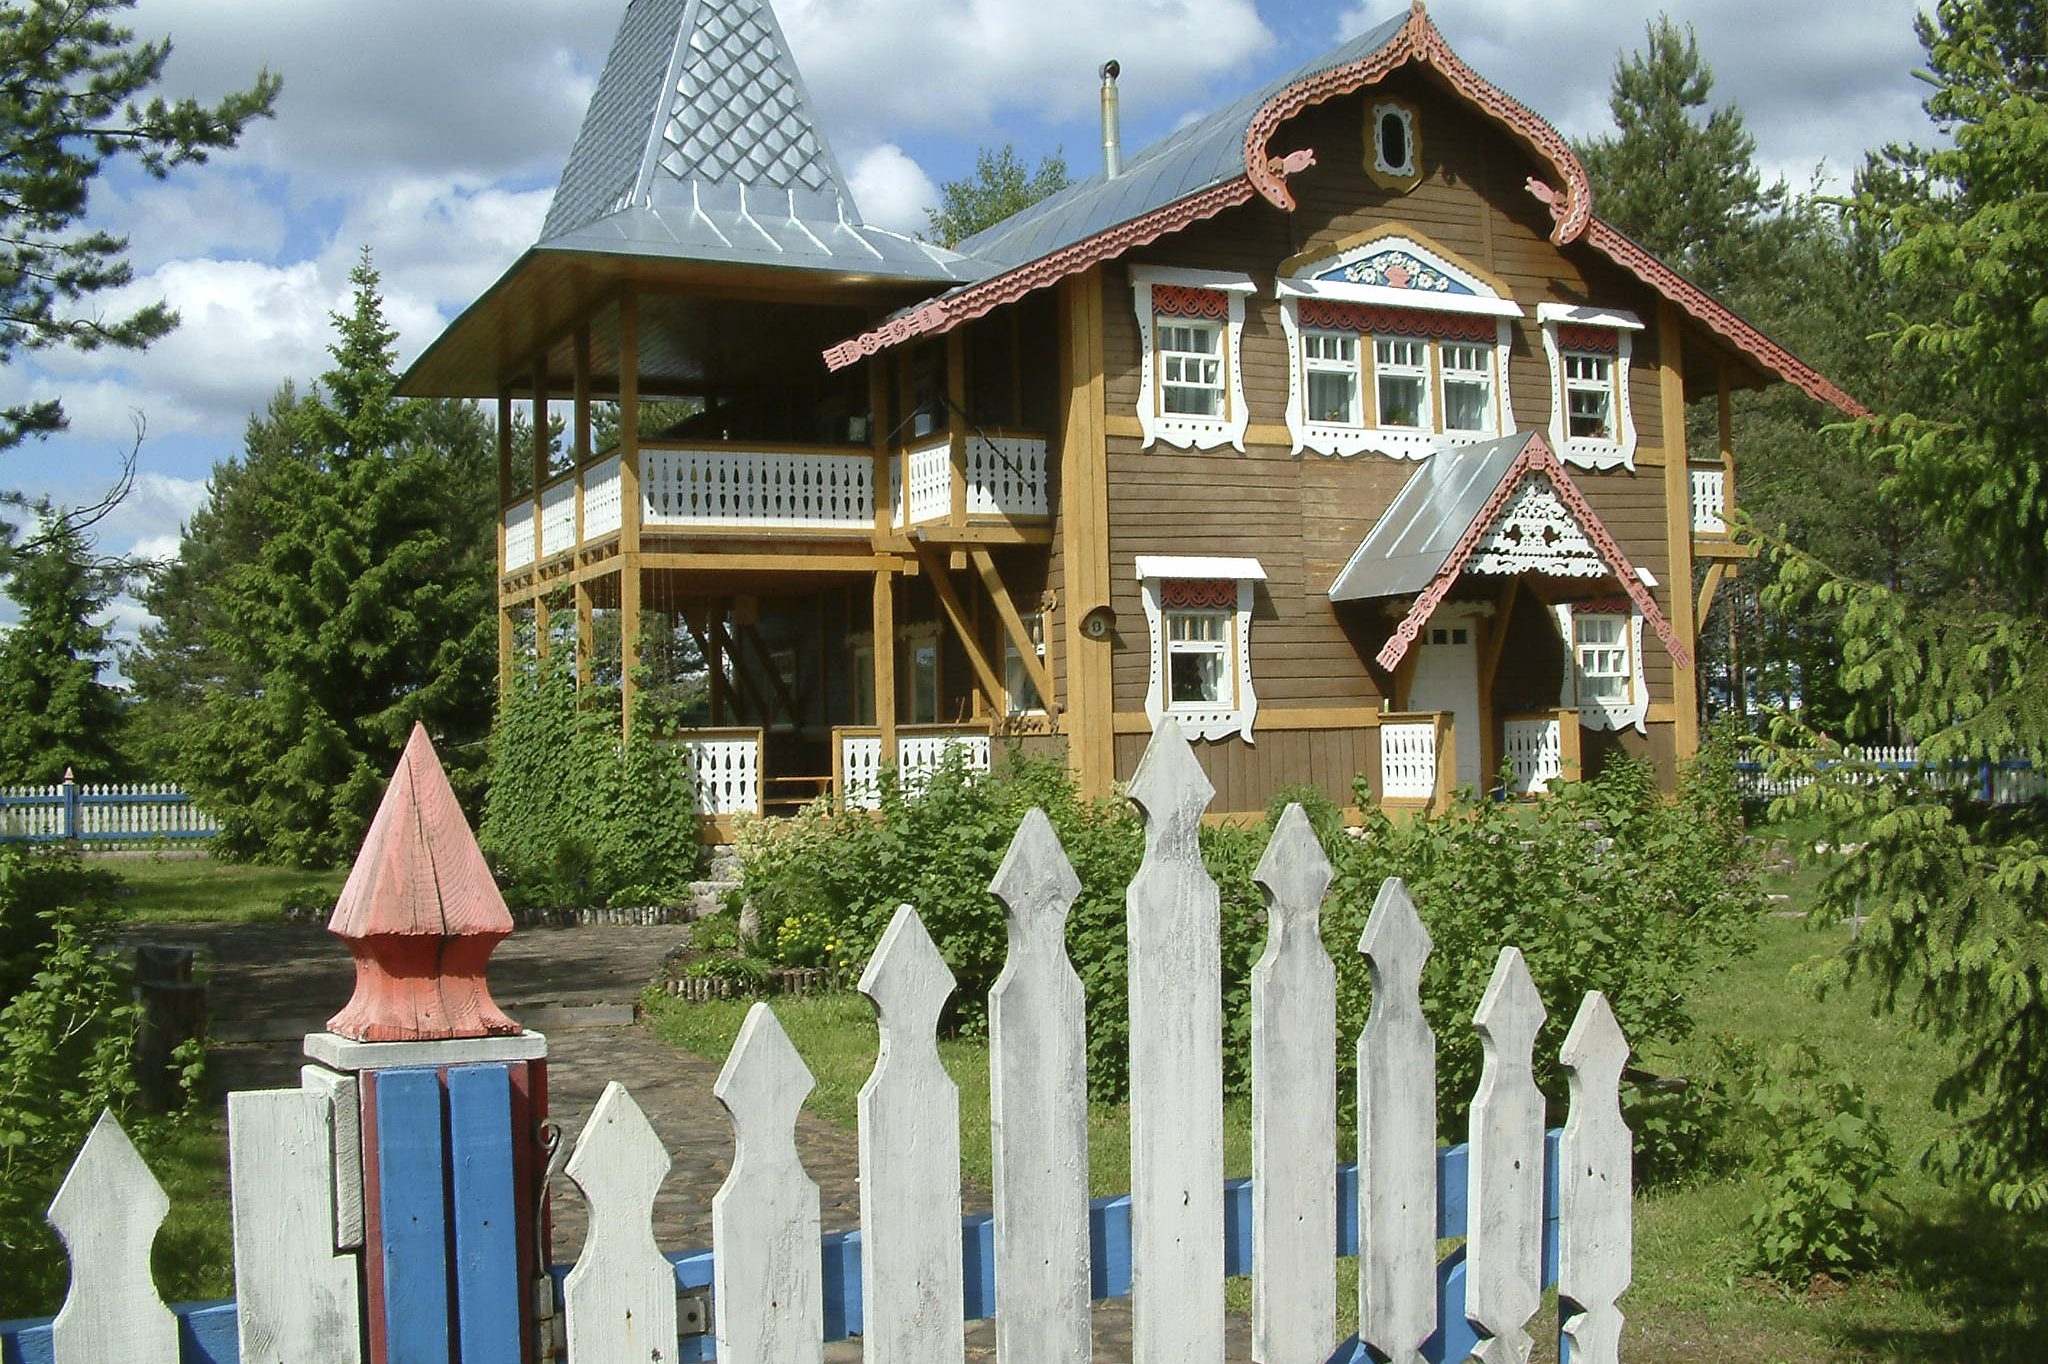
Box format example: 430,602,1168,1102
3,721,1646,1364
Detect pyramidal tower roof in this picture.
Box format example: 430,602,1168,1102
538,0,979,281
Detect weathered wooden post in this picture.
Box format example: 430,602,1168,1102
301,723,550,1364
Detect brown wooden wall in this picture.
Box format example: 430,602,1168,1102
1083,67,1694,810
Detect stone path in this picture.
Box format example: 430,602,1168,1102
145,918,1257,1361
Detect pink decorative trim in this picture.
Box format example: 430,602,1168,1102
1555,205,1870,417
1374,432,1690,672
1244,6,1591,245
1299,298,1495,341
1154,285,1230,320
1557,324,1620,355
1162,578,1236,609
823,172,1275,370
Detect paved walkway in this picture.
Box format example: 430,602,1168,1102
147,919,1256,1361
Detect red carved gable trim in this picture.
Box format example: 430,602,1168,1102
1162,579,1236,609
1556,324,1620,355
1567,209,1869,417
1244,5,1591,245
1373,433,1690,672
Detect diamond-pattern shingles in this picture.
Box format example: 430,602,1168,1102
325,722,519,1042
655,0,839,195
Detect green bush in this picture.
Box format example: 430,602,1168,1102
1741,1042,1893,1284
480,659,704,908
737,737,1759,1133
0,845,195,1315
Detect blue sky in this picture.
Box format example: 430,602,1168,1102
1,0,1932,645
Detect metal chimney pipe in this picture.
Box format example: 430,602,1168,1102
1100,59,1122,179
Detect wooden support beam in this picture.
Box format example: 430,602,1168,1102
572,326,591,570
948,330,968,529
912,524,1054,546
1697,561,1728,623
711,618,773,725
1659,301,1700,761
870,355,893,544
574,582,594,689
912,543,1004,710
679,610,740,722
970,549,1055,714
618,291,642,731
1479,578,1522,697
873,570,898,747
1058,269,1114,797
531,364,551,658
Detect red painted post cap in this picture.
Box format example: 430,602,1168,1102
325,723,521,1042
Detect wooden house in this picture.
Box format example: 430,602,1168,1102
401,0,1863,833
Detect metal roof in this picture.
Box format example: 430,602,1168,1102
952,11,1410,272
1327,432,1535,602
536,0,978,282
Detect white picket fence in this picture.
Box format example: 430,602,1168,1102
0,780,219,843
1737,746,2043,804
2,722,1633,1364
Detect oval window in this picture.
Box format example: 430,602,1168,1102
1379,111,1409,172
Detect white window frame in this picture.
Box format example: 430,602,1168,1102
1373,335,1432,432
1439,338,1498,436
1539,303,1642,470
1003,612,1047,717
1552,602,1648,733
1301,329,1362,426
1136,554,1266,742
1276,235,1521,459
1157,317,1227,419
1131,265,1254,451
1369,99,1420,182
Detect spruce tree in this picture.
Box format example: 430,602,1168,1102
1767,0,2048,1209
0,520,126,782
138,251,497,865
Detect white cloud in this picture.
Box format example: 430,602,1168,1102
1329,0,1930,193
848,143,940,235
95,166,289,271
779,0,1277,144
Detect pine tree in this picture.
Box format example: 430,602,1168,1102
1574,16,1790,296
0,520,126,782
135,251,497,865
0,0,277,456
1767,0,2048,1209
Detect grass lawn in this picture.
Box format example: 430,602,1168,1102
643,823,2048,1362
100,854,346,924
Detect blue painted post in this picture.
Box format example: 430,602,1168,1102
1983,758,1996,804
60,769,77,843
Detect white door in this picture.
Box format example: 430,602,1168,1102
1408,621,1482,791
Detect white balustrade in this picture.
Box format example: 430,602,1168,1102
503,500,535,569
539,478,577,558
965,437,1050,518
840,731,991,809
581,455,622,539
679,734,761,816
641,448,873,530
1502,718,1564,795
1690,466,1727,534
906,438,951,525
1380,722,1440,801
839,735,884,809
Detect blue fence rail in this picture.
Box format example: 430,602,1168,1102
0,777,218,844
0,1127,1566,1364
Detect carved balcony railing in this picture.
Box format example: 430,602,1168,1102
642,445,875,532
1378,711,1454,811
834,724,994,809
1690,465,1727,535
891,435,1050,529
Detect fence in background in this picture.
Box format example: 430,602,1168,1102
0,777,217,844
1737,747,2042,804
0,721,1633,1364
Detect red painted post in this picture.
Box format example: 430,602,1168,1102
305,723,551,1363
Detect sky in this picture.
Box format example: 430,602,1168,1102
0,0,1935,647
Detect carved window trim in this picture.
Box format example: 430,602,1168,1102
1366,97,1422,191
1552,600,1648,733
1130,265,1254,452
1539,303,1643,470
1137,554,1265,742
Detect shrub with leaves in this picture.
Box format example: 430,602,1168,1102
479,658,703,908
0,847,168,1315
738,738,1758,1131
1741,1042,1893,1284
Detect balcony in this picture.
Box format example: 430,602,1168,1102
890,434,1051,532
1689,464,1727,534
643,445,874,532
1500,709,1581,795
835,724,994,809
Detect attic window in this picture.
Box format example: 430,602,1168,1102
1367,99,1421,190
